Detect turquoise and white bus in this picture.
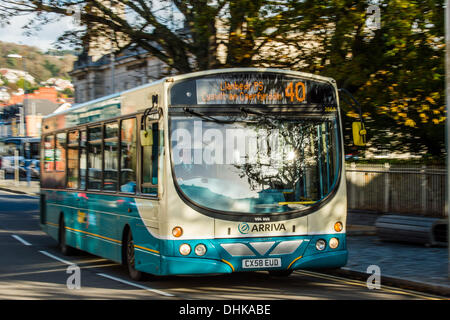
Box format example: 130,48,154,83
40,68,355,280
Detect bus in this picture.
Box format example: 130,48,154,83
0,137,40,177
40,68,363,280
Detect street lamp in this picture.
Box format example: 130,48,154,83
6,54,26,137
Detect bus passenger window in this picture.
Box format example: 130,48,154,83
80,130,87,190
44,135,55,171
55,132,66,172
67,131,79,189
120,118,137,193
142,122,158,194
88,126,102,190
103,122,119,191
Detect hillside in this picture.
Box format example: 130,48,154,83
0,41,76,84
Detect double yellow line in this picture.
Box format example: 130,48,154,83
295,270,446,300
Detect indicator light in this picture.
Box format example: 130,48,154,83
334,222,343,232
172,226,183,238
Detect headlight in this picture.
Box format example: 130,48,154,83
179,243,191,255
315,239,326,251
329,237,339,249
194,244,207,256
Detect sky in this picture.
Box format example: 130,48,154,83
0,2,185,53
0,13,73,52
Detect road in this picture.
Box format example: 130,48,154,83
0,191,444,301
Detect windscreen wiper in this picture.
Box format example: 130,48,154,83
183,108,232,124
240,107,273,117
240,107,285,123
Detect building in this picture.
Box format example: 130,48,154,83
0,87,63,137
70,46,169,104
0,68,35,85
69,0,172,104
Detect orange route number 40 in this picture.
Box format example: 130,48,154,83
285,81,306,103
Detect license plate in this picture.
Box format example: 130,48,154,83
242,258,281,269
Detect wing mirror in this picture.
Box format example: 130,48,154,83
352,121,367,146
140,129,153,146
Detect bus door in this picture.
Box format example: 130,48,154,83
134,111,162,270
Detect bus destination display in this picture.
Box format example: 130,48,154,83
170,73,337,107
196,78,306,105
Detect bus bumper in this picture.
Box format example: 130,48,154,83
289,249,348,270
157,234,348,276
161,256,233,275
158,249,347,276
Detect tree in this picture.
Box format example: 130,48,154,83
1,0,445,157
281,0,445,158
0,0,301,73
43,59,61,77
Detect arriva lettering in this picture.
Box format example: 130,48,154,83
250,223,286,232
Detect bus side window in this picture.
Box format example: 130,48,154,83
67,130,79,189
55,132,66,172
80,130,87,190
141,122,158,195
120,118,137,193
103,122,119,191
87,126,102,190
44,135,55,172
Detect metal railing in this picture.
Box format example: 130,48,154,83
346,163,447,217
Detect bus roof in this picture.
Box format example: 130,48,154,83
45,68,334,120
167,68,335,84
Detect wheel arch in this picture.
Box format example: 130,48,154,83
121,224,131,265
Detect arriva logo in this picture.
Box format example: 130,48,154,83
238,222,287,234
238,223,250,234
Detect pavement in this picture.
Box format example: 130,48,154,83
338,211,450,297
0,179,449,297
0,179,40,196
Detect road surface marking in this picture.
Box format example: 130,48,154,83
97,273,174,297
39,250,75,266
12,235,32,246
296,270,444,300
